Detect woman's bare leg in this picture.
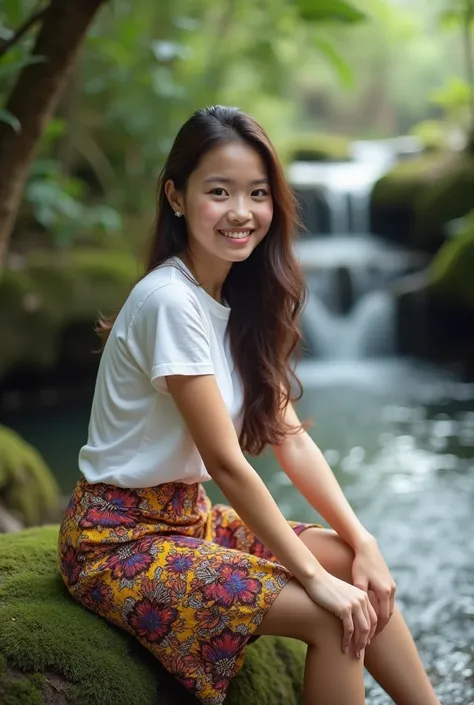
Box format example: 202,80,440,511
299,528,441,705
363,605,440,705
254,577,365,705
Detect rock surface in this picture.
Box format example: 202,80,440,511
0,525,306,705
0,425,60,530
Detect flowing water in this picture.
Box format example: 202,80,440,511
2,138,473,703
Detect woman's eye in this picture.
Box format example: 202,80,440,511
210,188,227,196
252,189,268,198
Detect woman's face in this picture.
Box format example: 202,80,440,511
177,140,274,266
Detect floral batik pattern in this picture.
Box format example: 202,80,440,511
58,479,322,704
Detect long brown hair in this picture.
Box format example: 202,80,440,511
97,105,311,454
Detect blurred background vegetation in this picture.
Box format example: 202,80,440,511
0,2,474,700
0,0,473,258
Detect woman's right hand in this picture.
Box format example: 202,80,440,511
303,570,378,657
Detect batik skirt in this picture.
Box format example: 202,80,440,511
58,477,321,704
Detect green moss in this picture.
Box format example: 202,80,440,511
0,249,139,378
283,132,351,163
371,153,444,208
0,655,44,705
414,157,474,242
0,527,305,705
429,212,474,308
410,120,449,153
371,153,474,245
0,427,60,526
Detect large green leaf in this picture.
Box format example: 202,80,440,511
0,108,21,133
297,0,366,23
313,35,354,87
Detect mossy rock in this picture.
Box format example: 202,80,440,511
0,249,140,380
370,154,443,246
371,153,474,248
410,120,449,153
413,156,474,244
371,154,444,208
0,526,306,705
429,211,474,308
0,426,60,527
283,132,351,164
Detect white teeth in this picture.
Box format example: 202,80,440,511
220,230,251,239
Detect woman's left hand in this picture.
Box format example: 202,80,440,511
351,536,397,636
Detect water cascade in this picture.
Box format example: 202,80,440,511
289,138,426,360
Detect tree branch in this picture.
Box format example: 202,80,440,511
0,0,107,265
0,5,50,58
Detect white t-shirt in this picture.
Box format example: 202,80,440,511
78,256,244,488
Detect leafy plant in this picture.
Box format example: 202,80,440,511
438,0,474,130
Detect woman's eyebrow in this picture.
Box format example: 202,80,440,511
203,176,269,185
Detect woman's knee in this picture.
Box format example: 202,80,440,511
254,578,342,649
298,528,355,583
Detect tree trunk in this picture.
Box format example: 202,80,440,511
0,0,106,269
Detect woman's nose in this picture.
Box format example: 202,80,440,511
228,199,251,222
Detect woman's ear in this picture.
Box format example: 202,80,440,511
164,179,185,217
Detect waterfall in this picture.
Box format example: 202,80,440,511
294,235,427,362
288,138,410,236
289,138,425,362
302,289,396,360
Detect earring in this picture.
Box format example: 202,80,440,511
175,211,183,218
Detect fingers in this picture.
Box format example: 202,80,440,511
341,609,355,654
360,593,378,644
376,581,396,633
340,592,373,658
389,581,396,619
376,590,390,631
353,598,371,658
367,600,378,642
368,583,397,638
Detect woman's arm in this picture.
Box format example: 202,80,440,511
166,373,377,651
166,373,323,583
272,400,374,550
273,400,397,631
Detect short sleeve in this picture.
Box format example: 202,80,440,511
127,283,214,394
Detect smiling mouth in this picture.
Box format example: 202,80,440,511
218,229,254,240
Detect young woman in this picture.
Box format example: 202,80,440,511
58,105,441,705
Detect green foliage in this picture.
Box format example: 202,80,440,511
296,0,366,23
431,76,473,125
439,0,474,29
25,161,122,250
0,526,306,705
2,0,468,260
436,0,474,132
17,120,123,251
430,209,474,307
0,107,20,132
411,120,450,152
1,0,370,226
0,426,60,526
